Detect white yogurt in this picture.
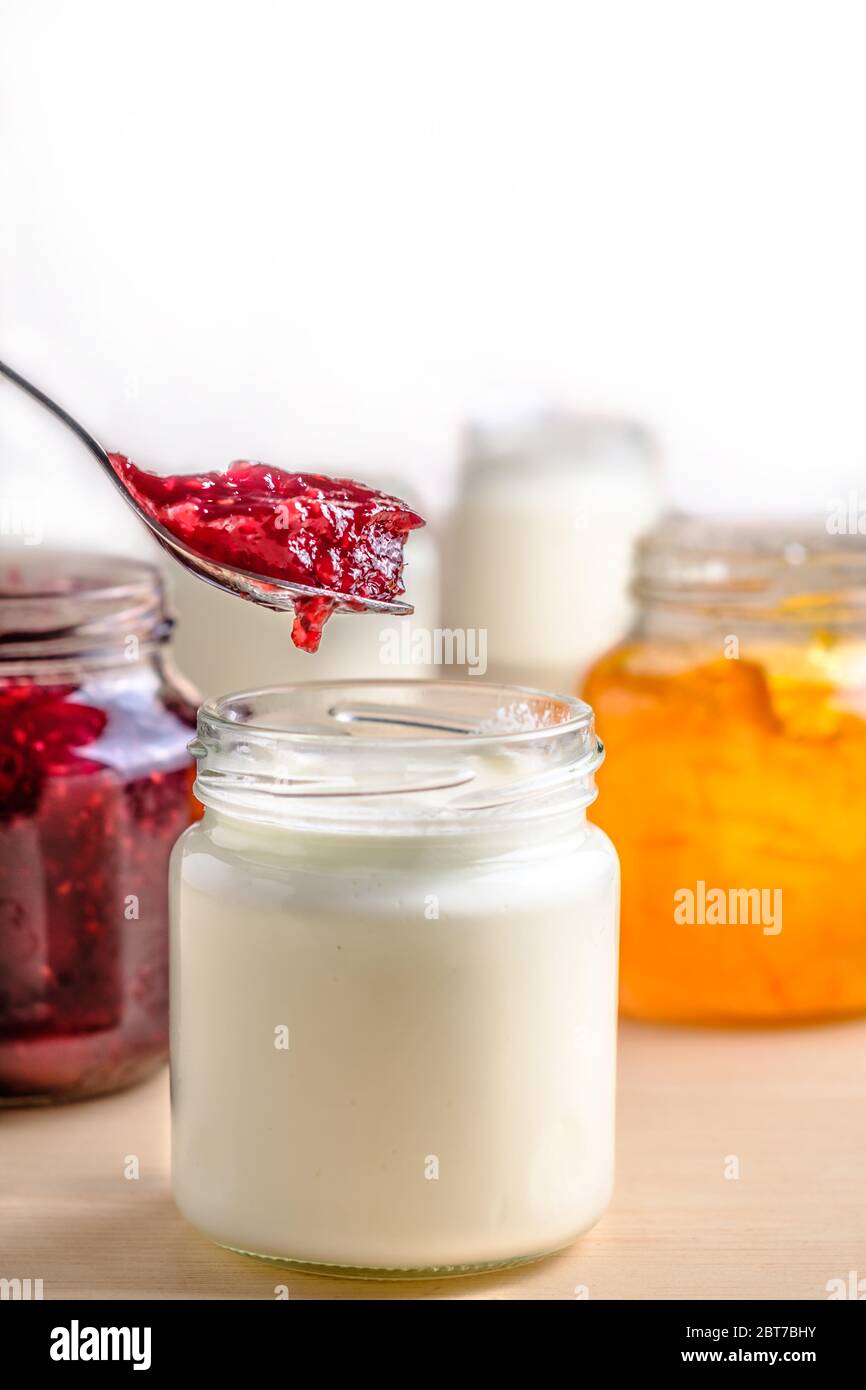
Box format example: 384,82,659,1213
443,412,663,692
170,682,619,1274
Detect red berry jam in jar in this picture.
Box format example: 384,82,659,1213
0,554,199,1104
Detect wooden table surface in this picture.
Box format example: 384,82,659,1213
3,1020,864,1301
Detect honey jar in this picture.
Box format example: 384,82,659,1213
583,514,866,1024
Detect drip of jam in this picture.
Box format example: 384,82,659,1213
109,456,425,652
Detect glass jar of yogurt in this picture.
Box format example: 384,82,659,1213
442,410,663,692
171,680,619,1276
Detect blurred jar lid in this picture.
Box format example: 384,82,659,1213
633,512,866,621
461,406,658,479
0,551,170,659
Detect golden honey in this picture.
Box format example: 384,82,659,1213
583,516,866,1024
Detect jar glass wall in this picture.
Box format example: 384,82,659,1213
171,681,619,1276
583,515,866,1024
0,554,199,1103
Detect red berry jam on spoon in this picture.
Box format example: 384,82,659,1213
108,457,425,651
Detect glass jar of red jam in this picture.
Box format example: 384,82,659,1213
0,553,199,1103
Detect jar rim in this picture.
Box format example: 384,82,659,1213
192,680,604,831
633,512,866,620
198,678,596,749
0,551,170,661
462,408,656,478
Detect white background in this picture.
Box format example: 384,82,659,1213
2,0,865,539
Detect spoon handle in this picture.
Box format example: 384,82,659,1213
0,357,415,620
0,358,113,472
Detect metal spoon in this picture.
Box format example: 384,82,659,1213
0,358,413,617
